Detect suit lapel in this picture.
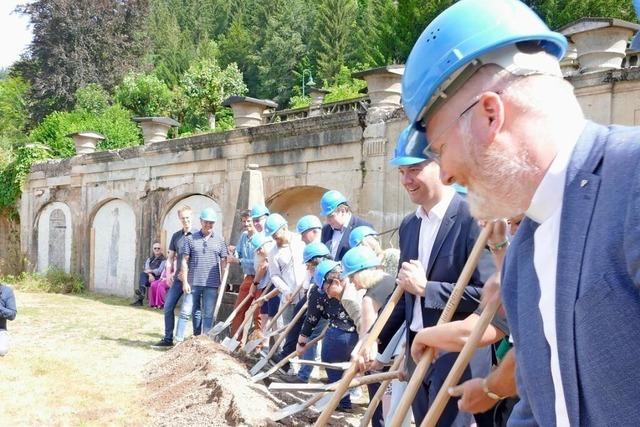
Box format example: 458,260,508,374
555,122,605,423
402,215,421,324
338,216,355,256
426,195,459,277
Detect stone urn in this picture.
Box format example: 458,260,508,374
222,96,278,128
133,117,180,144
352,65,404,109
67,131,105,155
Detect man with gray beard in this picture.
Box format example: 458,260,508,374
401,0,640,424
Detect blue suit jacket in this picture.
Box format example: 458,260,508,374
503,122,640,426
377,193,494,425
321,214,372,261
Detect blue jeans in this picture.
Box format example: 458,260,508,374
321,327,359,409
192,286,218,335
163,279,193,343
298,318,328,381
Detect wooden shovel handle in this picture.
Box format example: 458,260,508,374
360,351,406,427
420,298,502,427
213,263,230,320
388,223,492,427
265,300,308,361
314,283,404,426
263,284,303,332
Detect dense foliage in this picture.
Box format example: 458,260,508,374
0,0,636,212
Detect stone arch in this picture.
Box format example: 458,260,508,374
90,199,137,297
36,202,72,273
266,185,328,227
161,194,222,252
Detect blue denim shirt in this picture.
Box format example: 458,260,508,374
0,284,17,330
236,231,256,276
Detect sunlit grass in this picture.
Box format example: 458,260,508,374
0,291,171,425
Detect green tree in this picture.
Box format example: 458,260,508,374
0,75,29,143
218,12,260,96
74,84,111,115
17,0,149,122
181,58,247,130
314,0,359,83
115,73,174,117
523,0,636,29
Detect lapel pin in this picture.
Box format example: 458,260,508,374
580,179,588,188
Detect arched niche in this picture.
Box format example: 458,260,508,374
161,195,223,251
37,202,72,273
91,199,136,297
266,185,328,227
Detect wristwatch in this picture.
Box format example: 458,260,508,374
482,377,506,400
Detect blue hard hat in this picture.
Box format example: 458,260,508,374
303,242,330,263
314,259,340,293
349,225,378,249
390,124,431,166
320,190,348,216
296,215,323,234
264,213,287,237
200,207,217,222
250,233,272,250
402,0,567,125
250,204,270,220
632,0,640,50
341,246,380,278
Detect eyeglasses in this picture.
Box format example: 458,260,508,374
420,97,481,164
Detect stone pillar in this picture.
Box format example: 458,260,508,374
308,87,329,117
133,117,180,144
560,18,640,74
223,96,278,128
67,132,105,155
352,65,404,110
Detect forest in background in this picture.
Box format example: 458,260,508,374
0,0,636,212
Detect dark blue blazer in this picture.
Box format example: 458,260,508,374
377,193,494,426
321,214,372,261
503,122,640,426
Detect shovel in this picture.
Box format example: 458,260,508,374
269,369,401,392
212,263,230,322
249,300,308,376
273,392,331,421
290,358,351,371
221,303,259,352
360,351,406,427
209,292,252,338
250,325,328,382
243,323,288,354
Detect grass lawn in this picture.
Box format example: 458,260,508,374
0,290,171,426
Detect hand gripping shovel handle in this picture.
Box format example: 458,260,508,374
213,263,230,321
314,283,404,426
388,222,492,427
420,297,502,427
360,350,406,427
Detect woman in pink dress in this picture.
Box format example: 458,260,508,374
148,265,170,308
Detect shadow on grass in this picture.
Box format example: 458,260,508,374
99,335,155,349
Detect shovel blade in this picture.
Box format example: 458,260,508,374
222,336,240,352
208,321,228,338
243,338,262,354
249,357,268,376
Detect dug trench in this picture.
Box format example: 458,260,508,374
144,337,366,426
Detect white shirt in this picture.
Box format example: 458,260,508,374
268,232,306,299
525,125,583,426
329,213,351,259
410,187,455,332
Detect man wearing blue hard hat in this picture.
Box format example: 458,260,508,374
296,214,323,244
250,204,270,234
367,120,494,427
402,0,640,425
179,207,228,335
319,190,372,261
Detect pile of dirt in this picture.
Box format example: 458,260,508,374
145,337,283,426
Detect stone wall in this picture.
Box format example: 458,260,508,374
14,55,640,297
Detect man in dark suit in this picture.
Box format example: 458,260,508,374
320,190,372,261
401,1,640,424
372,127,494,426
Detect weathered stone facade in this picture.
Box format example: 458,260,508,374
10,20,640,297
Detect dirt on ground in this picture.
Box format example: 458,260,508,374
144,337,361,426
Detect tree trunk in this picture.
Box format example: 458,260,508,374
208,112,216,130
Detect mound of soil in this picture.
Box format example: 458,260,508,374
145,336,364,426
